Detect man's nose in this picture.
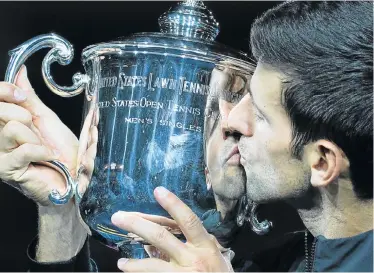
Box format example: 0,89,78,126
220,94,254,139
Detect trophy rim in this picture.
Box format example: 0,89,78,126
81,32,255,73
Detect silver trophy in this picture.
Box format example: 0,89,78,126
5,0,271,250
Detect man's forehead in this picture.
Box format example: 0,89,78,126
250,63,283,107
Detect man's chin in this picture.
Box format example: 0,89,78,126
246,187,277,204
246,194,268,204
217,187,246,200
224,164,245,176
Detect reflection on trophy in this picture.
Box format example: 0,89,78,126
5,0,268,254
203,65,271,245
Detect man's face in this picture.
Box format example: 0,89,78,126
204,68,247,200
230,63,311,203
206,118,246,200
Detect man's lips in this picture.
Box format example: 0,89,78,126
226,146,241,165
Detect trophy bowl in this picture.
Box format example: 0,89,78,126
5,0,271,251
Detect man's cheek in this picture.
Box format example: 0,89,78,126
258,125,290,156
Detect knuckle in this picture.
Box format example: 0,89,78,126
18,143,37,156
18,143,31,154
191,257,209,272
207,246,221,257
182,213,201,231
207,234,219,246
2,120,21,138
0,103,32,126
20,110,33,126
154,228,168,243
191,249,222,272
0,83,13,96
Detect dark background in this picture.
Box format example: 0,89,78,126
0,1,304,271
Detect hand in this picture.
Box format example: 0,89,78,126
0,65,79,206
111,187,234,272
0,66,87,262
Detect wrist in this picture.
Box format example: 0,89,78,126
36,201,88,262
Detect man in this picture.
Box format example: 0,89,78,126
144,67,252,265
0,1,372,272
0,57,254,271
109,1,373,272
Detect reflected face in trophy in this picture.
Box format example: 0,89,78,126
204,67,249,200
205,118,246,200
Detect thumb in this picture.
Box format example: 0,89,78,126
15,65,33,91
14,65,55,118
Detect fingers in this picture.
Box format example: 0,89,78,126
144,245,171,261
129,212,179,230
153,187,212,247
0,121,57,179
0,142,57,183
85,127,98,162
77,108,95,166
7,143,56,170
14,65,33,91
117,258,181,272
111,212,187,263
80,126,98,177
14,66,56,118
0,81,27,104
0,102,33,129
0,66,56,120
0,121,40,151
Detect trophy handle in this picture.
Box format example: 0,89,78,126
236,196,272,235
249,202,272,235
4,33,90,205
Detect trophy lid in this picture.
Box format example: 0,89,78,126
158,0,219,41
82,1,254,72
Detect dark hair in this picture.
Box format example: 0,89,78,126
250,1,373,199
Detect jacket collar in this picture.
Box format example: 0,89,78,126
313,229,373,272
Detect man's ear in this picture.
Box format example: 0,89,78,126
305,140,349,187
205,167,212,191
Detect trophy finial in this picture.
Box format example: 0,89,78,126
183,0,203,8
158,0,220,41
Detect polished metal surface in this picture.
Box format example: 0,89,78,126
249,203,272,235
4,33,88,205
6,33,89,97
236,196,272,235
158,0,219,41
4,0,271,250
44,161,75,205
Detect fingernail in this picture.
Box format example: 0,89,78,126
13,88,26,101
111,211,124,225
155,186,169,199
117,258,129,269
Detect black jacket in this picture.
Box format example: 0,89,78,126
27,228,373,272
